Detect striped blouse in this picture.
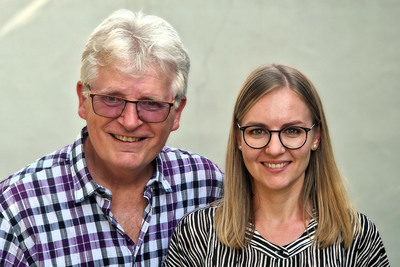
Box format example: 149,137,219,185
164,206,389,266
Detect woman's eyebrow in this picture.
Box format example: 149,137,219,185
241,120,306,128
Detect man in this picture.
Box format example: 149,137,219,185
0,9,223,266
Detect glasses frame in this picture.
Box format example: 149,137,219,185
88,88,175,123
237,123,316,150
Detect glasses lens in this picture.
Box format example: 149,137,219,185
243,126,271,148
92,95,125,118
242,126,309,149
137,101,171,122
91,94,172,122
280,126,307,149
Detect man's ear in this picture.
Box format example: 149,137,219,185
171,97,187,132
77,81,88,120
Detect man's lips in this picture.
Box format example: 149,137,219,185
112,134,144,142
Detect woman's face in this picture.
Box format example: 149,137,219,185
237,87,320,196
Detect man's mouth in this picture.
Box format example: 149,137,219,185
112,134,143,143
263,162,290,169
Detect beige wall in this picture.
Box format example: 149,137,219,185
0,0,398,264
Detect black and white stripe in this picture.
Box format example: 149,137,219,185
164,206,389,266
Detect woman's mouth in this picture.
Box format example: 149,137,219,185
263,162,290,169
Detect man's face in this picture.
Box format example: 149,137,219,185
77,65,185,176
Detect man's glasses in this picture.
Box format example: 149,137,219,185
88,89,175,123
237,123,316,150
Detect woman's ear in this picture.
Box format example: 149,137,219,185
312,125,321,150
236,127,243,150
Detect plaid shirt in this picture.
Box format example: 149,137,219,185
0,127,223,266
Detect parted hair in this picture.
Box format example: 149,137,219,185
214,64,359,249
80,9,190,105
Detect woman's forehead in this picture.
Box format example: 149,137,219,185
242,87,312,126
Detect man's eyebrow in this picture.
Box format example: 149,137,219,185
94,89,169,102
96,88,123,95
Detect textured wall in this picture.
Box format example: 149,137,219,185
0,0,398,264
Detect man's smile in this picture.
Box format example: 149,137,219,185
112,134,144,142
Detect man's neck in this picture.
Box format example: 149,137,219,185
83,137,155,192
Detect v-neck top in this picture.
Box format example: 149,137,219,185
164,206,389,266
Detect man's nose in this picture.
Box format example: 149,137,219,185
117,102,144,128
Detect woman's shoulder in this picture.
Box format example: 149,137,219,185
170,205,218,248
353,212,390,265
355,212,386,243
356,212,380,234
178,205,218,227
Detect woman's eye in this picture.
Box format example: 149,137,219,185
283,127,301,136
248,128,266,136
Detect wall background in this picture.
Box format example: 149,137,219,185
0,0,398,264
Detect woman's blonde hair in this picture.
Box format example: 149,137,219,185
215,64,359,249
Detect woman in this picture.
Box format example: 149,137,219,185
164,64,389,266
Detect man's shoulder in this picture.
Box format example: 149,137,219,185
157,147,223,194
160,146,206,158
0,143,74,195
160,146,222,171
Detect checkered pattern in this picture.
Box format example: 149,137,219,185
0,127,224,266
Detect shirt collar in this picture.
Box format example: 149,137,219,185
144,151,173,194
70,127,172,203
70,127,105,203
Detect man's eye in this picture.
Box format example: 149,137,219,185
141,101,164,110
106,96,118,102
102,96,123,106
146,101,158,106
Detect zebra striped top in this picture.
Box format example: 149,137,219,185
164,206,389,266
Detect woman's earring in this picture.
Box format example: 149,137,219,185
238,145,242,150
313,144,318,150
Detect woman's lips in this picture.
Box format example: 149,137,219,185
262,161,290,169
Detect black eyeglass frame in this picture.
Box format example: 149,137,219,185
237,123,316,150
87,86,175,123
